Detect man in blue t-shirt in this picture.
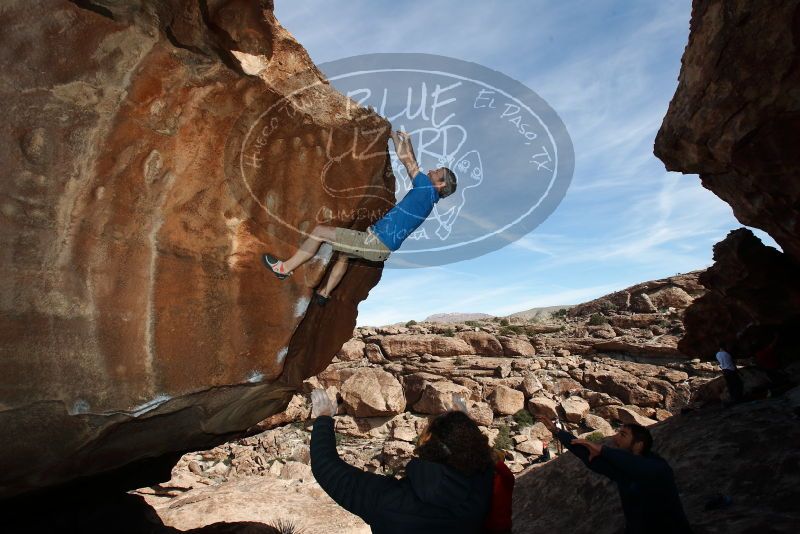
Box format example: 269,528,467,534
263,130,457,305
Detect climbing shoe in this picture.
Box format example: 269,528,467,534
262,253,291,280
313,291,330,306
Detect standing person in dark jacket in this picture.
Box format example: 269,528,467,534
309,389,495,534
538,417,693,534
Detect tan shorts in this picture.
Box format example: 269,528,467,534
331,227,391,262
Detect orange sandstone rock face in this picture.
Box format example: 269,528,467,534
0,0,392,497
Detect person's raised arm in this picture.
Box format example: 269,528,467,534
390,130,420,180
537,417,618,480
309,390,397,524
595,446,668,482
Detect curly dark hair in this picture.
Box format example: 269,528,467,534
414,411,495,476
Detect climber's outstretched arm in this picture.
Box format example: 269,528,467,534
390,130,420,179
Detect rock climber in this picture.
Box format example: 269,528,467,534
309,389,495,533
263,130,457,305
538,416,693,534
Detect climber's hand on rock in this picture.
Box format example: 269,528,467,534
537,416,557,433
393,130,414,151
391,130,420,178
390,130,404,147
394,130,410,142
571,438,602,461
311,389,338,419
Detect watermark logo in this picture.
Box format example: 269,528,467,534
227,53,573,268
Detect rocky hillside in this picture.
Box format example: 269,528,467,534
507,304,573,322
135,282,798,533
424,312,494,324
134,271,738,532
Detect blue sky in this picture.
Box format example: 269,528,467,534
274,0,777,326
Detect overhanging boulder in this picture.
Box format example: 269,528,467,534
0,0,393,498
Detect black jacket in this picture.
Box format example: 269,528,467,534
556,430,693,534
311,416,494,533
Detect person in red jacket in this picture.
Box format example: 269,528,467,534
482,448,515,534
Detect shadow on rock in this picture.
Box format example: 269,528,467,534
1,491,300,534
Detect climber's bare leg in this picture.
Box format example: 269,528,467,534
318,254,350,298
279,225,336,273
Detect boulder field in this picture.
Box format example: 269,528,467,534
136,279,800,532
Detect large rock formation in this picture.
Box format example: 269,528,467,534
655,0,800,262
655,0,800,361
0,0,393,498
678,229,800,359
339,368,406,417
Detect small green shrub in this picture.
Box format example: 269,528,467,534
598,300,618,312
405,320,417,327
500,325,525,336
585,431,606,443
441,328,455,337
465,320,481,327
513,409,534,428
335,432,351,446
588,313,608,326
552,308,568,318
454,355,465,366
499,318,510,326
494,424,513,451
656,319,670,328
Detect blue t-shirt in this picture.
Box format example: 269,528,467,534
371,171,439,251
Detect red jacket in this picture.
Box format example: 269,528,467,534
482,460,515,533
